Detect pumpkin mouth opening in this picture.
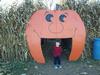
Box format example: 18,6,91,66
41,38,72,61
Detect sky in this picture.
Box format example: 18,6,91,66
0,0,100,11
0,0,24,11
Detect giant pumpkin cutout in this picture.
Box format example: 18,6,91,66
25,10,86,64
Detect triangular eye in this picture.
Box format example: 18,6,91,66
59,14,67,22
45,14,53,22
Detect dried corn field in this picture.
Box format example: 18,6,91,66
0,0,100,62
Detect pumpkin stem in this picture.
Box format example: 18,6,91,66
55,4,63,10
43,0,65,10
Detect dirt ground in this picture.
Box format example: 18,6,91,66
0,58,100,75
27,59,100,75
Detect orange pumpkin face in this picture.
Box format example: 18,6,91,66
25,10,86,64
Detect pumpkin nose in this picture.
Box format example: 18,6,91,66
48,23,63,33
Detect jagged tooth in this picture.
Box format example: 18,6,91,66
25,25,45,64
69,30,86,61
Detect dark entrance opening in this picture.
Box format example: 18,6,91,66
41,38,72,62
61,38,72,59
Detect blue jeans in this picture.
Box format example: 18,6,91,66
54,56,61,66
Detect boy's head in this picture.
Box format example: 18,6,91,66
56,42,60,47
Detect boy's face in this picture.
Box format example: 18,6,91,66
56,42,60,47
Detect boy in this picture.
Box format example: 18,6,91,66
52,42,62,69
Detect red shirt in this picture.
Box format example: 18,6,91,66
53,46,62,57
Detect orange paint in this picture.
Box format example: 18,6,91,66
25,10,86,64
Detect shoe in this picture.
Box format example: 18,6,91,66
54,66,58,69
59,65,62,69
